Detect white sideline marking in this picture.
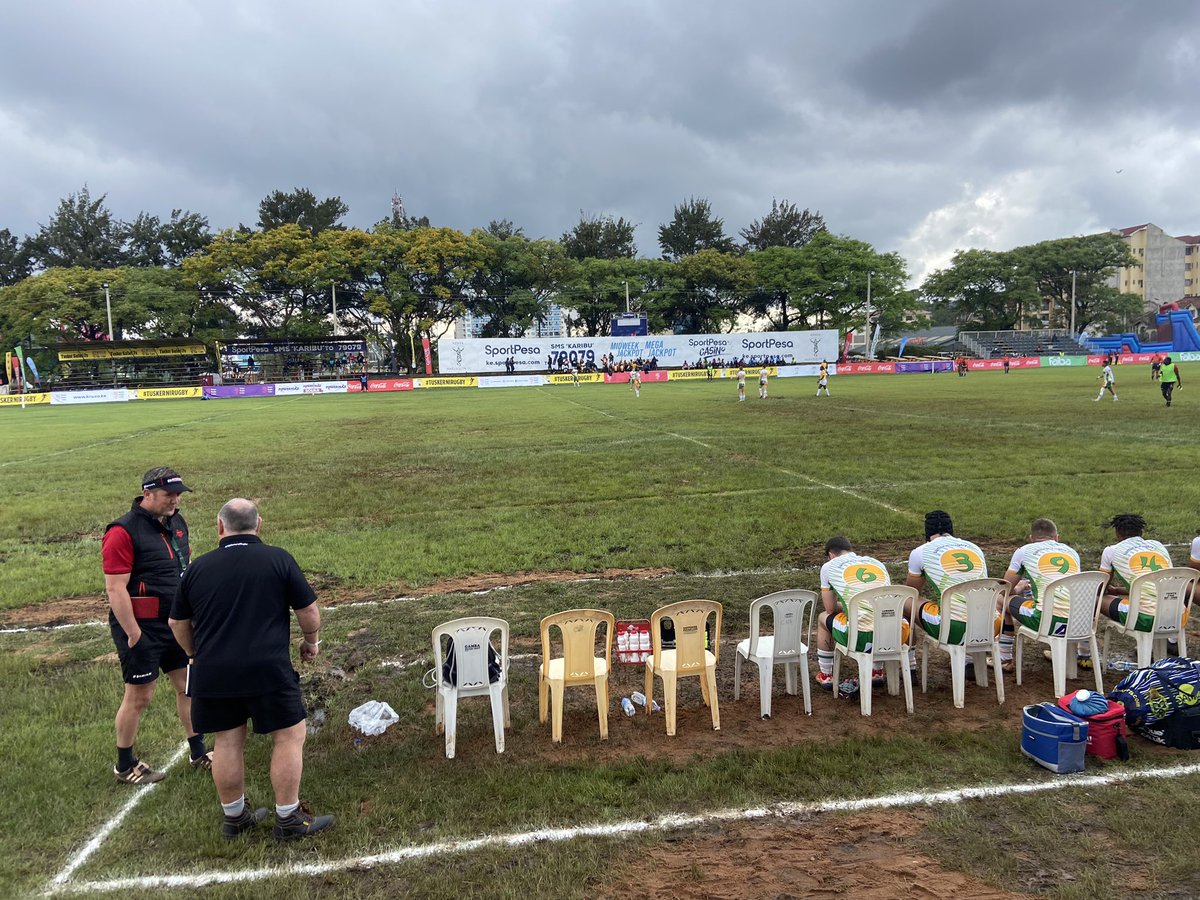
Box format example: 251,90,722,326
48,762,1200,894
50,744,189,887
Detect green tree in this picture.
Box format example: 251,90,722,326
658,197,735,261
921,248,1036,330
257,188,348,234
787,232,909,335
560,213,637,260
124,209,212,267
1010,233,1137,332
0,228,32,286
660,249,752,333
560,257,645,336
468,226,571,338
26,186,125,270
740,199,825,251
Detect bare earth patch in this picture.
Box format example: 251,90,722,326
600,811,1029,899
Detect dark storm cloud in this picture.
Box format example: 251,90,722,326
1,1,1198,284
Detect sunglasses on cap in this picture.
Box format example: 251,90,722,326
143,475,193,493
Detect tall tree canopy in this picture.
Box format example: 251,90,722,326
658,197,735,261
560,213,637,260
26,186,126,270
740,199,825,251
257,188,349,234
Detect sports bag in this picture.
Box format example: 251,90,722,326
1110,657,1200,746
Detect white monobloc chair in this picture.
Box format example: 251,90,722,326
734,590,816,718
918,578,1007,709
432,616,510,759
1013,571,1106,698
831,585,918,716
1101,568,1199,669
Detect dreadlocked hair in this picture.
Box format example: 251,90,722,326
925,510,954,540
1108,514,1146,539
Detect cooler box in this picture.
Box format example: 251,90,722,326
1057,693,1128,760
1022,703,1088,773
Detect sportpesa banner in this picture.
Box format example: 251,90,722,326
437,330,839,374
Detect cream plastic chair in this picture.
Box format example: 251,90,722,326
831,584,918,716
432,616,510,759
538,609,614,743
1101,568,1199,669
1013,571,1106,698
644,600,722,736
918,578,1007,709
734,590,816,718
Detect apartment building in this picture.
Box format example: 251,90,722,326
1108,223,1198,311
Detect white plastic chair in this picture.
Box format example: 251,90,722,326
1101,568,1199,669
831,585,918,716
734,590,816,718
919,578,1007,709
1013,571,1106,698
432,616,510,759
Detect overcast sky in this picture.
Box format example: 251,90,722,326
2,1,1197,283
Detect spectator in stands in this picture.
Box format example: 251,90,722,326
816,535,900,689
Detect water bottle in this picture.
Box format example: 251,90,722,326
1108,659,1138,673
621,697,636,717
630,691,647,707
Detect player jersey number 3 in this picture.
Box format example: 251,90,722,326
939,548,983,574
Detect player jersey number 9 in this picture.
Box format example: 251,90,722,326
1036,552,1079,577
939,548,983,575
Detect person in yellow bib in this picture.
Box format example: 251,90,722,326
907,510,993,650
1159,356,1182,407
1001,518,1086,666
817,536,907,689
1098,513,1180,636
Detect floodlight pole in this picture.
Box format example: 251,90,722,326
331,284,339,336
103,282,113,341
865,271,872,356
1070,270,1076,337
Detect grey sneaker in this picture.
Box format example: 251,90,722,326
273,802,334,840
222,803,269,839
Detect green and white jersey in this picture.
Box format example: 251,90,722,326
1100,537,1172,592
907,535,988,599
1006,540,1081,618
820,552,891,610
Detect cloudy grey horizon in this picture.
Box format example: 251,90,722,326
2,0,1197,284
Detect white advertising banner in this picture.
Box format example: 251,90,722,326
49,388,130,405
477,375,549,388
437,330,839,374
273,381,350,396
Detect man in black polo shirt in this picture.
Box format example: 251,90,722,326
170,498,333,840
102,466,210,784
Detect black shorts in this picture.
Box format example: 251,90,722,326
110,617,189,685
190,674,306,735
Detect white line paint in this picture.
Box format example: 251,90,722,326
0,621,106,635
49,744,189,887
48,762,1200,895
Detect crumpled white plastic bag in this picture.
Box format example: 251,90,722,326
348,700,399,736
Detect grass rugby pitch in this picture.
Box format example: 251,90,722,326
2,365,1199,898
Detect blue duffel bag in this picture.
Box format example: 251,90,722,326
1022,703,1088,773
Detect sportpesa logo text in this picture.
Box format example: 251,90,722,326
740,338,795,350
484,345,541,356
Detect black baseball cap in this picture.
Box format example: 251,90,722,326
142,473,192,493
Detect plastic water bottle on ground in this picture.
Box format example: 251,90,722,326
630,691,647,706
1108,659,1138,673
621,697,636,717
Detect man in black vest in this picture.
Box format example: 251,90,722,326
170,498,333,840
102,467,210,784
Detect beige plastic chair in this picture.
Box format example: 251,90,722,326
432,616,510,759
1101,568,1199,669
831,584,918,716
734,590,816,718
918,578,1007,709
1013,571,1106,698
538,609,614,743
644,600,722,736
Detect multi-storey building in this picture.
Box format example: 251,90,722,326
454,302,566,339
1109,224,1195,312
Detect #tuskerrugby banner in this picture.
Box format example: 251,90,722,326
437,330,839,374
